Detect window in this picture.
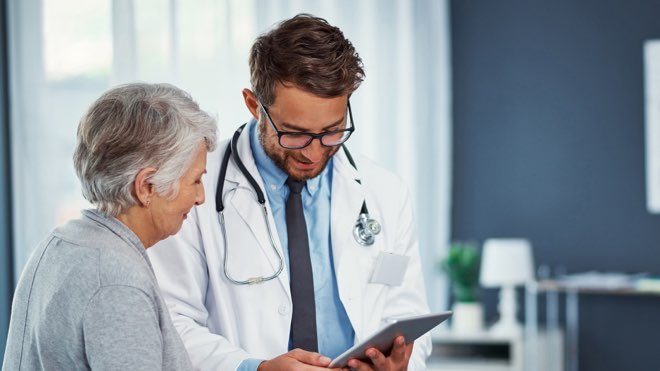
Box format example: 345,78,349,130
7,0,451,314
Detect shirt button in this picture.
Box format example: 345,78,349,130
270,184,277,190
309,185,317,191
278,304,289,315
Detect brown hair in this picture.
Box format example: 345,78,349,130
249,13,365,105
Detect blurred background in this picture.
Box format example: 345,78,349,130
2,1,660,370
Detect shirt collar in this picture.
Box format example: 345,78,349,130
249,119,329,197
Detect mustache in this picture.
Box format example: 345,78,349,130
290,146,339,164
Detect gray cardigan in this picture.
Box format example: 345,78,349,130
2,209,192,370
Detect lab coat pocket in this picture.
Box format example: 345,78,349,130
369,252,410,286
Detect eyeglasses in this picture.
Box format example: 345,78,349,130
260,101,355,149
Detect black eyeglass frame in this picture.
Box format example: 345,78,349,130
260,100,355,149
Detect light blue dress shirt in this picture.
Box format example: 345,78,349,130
238,120,354,371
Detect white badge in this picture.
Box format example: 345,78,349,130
370,252,410,286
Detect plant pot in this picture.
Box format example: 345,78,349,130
451,302,484,334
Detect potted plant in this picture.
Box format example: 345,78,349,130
440,242,483,333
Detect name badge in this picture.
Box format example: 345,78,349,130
370,252,410,286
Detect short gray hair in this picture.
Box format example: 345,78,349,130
74,82,218,216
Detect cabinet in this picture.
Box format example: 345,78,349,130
428,329,563,371
427,330,523,371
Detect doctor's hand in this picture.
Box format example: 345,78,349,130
257,349,342,371
344,336,413,371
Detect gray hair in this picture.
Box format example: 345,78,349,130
73,82,218,216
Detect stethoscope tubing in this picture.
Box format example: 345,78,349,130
215,123,379,284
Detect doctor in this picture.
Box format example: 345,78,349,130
149,13,431,371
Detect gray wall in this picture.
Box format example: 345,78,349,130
451,1,660,370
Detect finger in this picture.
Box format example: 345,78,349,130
388,336,407,362
347,358,374,371
289,348,332,366
365,347,388,368
403,342,414,361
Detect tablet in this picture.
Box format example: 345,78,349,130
328,311,453,368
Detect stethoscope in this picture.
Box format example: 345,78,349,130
215,123,382,285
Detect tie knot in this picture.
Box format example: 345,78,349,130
286,177,306,194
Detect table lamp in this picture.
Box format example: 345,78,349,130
479,238,534,335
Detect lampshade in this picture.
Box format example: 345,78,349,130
480,238,534,287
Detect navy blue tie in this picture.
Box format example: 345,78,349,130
285,177,318,351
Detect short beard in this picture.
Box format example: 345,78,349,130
258,119,339,181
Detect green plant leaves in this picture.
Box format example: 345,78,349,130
440,242,480,302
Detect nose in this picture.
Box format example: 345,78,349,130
195,183,205,205
300,137,325,162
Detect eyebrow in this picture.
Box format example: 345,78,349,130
279,115,346,132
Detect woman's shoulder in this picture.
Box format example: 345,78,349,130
96,247,158,292
51,217,160,297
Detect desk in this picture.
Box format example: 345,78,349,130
524,279,660,371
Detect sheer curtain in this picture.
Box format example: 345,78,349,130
7,0,451,312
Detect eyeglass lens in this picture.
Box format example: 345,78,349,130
279,129,351,149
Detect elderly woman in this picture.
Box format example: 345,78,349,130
2,83,217,370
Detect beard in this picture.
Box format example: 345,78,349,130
258,120,339,181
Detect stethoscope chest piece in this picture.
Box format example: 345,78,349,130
353,213,381,246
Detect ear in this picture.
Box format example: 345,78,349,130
134,167,158,207
242,88,260,121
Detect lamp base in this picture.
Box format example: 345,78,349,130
488,285,522,336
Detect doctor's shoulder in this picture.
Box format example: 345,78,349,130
349,152,411,199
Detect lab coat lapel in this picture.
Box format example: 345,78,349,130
225,127,290,295
331,149,370,337
331,150,365,267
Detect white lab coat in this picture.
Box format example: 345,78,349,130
149,127,431,371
